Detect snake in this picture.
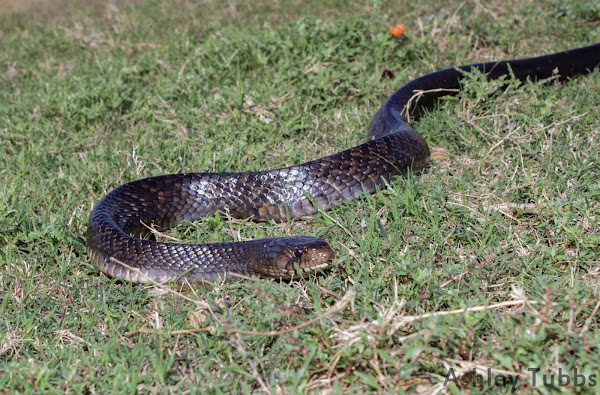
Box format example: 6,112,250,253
87,43,600,285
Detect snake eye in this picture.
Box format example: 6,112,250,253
293,247,303,258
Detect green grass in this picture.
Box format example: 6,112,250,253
1,0,600,392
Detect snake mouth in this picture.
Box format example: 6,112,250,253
283,257,333,278
307,259,334,273
306,256,335,275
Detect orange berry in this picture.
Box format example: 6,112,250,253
389,24,406,37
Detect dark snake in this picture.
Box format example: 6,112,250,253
87,43,600,284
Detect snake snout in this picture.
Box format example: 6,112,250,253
259,236,334,278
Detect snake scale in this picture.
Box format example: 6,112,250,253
87,43,600,284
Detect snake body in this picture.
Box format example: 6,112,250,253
88,43,600,284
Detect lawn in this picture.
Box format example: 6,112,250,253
1,0,599,392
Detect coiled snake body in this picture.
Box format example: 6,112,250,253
88,43,600,284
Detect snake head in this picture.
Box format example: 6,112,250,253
256,236,334,278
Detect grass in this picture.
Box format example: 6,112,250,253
1,0,599,392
